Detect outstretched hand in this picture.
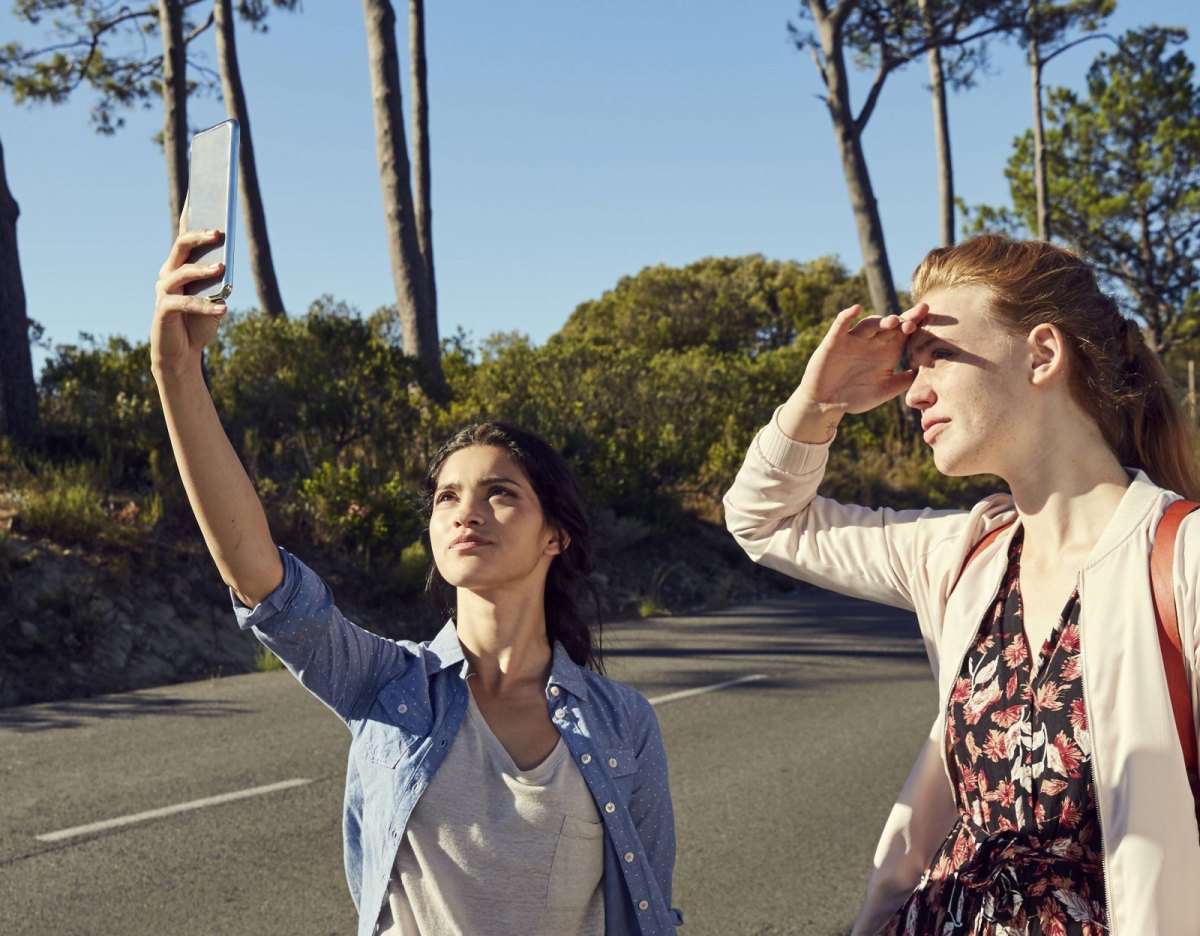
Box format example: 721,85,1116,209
151,215,229,378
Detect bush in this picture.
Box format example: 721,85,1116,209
254,643,285,672
20,463,109,543
38,336,164,489
297,461,423,571
206,299,428,483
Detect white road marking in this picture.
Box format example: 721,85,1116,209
35,674,765,844
648,673,767,706
35,778,313,843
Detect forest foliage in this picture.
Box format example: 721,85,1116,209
4,253,998,604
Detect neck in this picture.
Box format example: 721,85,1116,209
455,587,552,693
1004,428,1129,564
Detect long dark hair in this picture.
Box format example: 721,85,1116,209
912,234,1200,499
422,422,603,672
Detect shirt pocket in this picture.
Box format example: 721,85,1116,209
546,814,605,910
360,677,430,768
605,745,639,797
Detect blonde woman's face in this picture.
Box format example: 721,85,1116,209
904,285,1032,477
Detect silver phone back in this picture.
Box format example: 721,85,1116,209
184,119,240,300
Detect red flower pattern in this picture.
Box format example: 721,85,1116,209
883,531,1106,935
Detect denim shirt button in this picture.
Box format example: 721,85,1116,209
549,686,560,697
624,851,635,863
554,707,566,719
581,754,592,765
608,757,618,768
605,802,616,813
639,900,649,911
397,704,407,714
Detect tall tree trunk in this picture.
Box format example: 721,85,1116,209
159,0,189,236
811,8,900,320
1028,3,1050,240
0,136,38,445
409,0,435,312
214,0,285,316
362,0,443,393
1030,48,1050,240
922,0,954,246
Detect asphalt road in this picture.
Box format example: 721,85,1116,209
0,589,937,936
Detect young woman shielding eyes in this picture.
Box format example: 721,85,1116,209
725,234,1200,935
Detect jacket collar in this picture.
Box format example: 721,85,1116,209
425,620,591,700
1083,469,1165,569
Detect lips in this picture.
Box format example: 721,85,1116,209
922,419,949,445
449,533,489,550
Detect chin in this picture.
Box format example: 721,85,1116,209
931,446,972,478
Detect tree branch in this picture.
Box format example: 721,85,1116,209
184,9,215,43
1041,31,1119,67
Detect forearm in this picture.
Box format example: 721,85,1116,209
154,362,282,605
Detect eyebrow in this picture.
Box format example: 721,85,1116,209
908,331,937,357
434,475,524,493
906,329,950,367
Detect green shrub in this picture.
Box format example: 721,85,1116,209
38,336,163,488
254,643,285,672
397,539,430,593
21,463,108,543
298,461,422,569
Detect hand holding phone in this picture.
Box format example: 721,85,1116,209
183,119,240,300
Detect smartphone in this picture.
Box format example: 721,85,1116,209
183,119,240,300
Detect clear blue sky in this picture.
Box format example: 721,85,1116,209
3,1,1196,374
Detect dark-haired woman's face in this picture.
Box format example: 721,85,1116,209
428,445,564,597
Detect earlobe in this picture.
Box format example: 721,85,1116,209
1028,323,1065,386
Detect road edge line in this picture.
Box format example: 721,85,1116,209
35,777,314,843
648,673,767,706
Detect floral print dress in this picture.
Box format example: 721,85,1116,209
882,531,1108,936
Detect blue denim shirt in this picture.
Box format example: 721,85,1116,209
233,549,682,936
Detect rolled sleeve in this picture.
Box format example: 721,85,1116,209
230,547,409,722
231,547,305,630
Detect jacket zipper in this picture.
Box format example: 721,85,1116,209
1077,573,1116,934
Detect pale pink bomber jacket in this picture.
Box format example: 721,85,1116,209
722,413,1200,935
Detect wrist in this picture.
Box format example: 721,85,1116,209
777,393,844,444
151,357,206,390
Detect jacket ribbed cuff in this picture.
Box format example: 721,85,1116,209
754,405,833,476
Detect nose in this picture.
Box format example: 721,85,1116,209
451,494,485,527
904,367,935,411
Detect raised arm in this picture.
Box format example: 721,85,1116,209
724,301,976,610
151,225,282,606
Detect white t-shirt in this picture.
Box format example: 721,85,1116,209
375,689,605,936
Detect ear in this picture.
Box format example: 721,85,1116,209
1027,323,1067,387
545,527,570,557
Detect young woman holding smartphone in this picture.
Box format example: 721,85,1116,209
152,225,682,936
725,234,1200,935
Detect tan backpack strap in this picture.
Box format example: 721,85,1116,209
1151,499,1200,773
951,522,1013,595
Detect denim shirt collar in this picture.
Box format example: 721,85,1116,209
425,620,590,701
426,620,467,673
